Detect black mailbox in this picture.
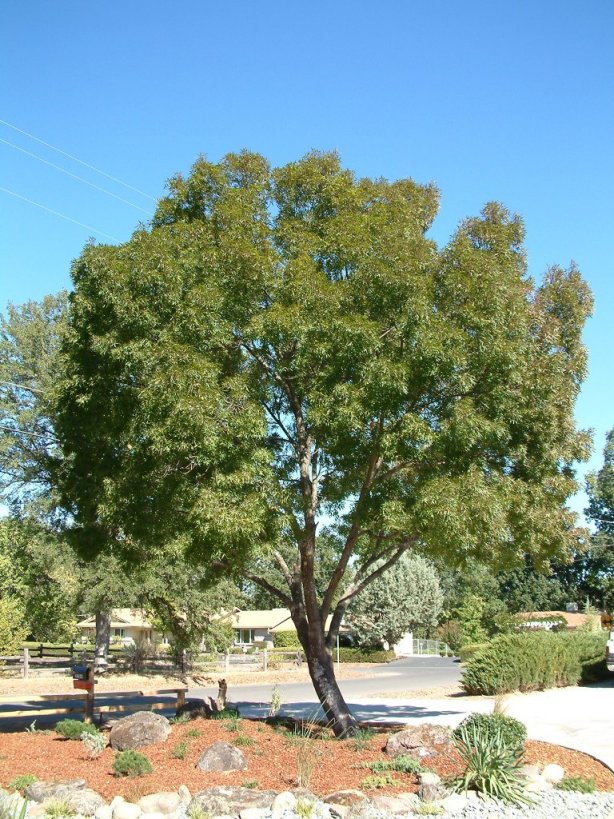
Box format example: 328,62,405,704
72,663,89,680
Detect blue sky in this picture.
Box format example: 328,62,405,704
1,1,613,521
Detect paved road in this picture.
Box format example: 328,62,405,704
189,656,462,718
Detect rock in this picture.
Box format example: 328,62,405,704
62,788,107,816
418,771,447,802
27,805,47,817
271,791,298,813
138,793,181,815
110,712,171,750
176,699,212,720
140,813,165,819
385,725,452,759
439,792,468,813
524,776,553,792
189,787,278,816
113,801,143,819
370,793,420,813
196,741,247,772
519,764,542,782
95,807,113,819
177,786,191,803
239,809,269,819
291,788,317,802
26,780,87,802
322,790,369,807
542,763,565,784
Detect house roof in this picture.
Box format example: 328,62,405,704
226,608,345,632
518,610,600,629
77,608,154,630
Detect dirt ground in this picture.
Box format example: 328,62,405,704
0,717,612,799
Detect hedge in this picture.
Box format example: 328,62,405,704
461,631,608,695
458,643,489,663
274,631,301,648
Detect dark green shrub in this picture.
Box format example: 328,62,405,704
55,720,99,740
452,713,527,752
210,707,241,720
451,722,531,805
461,631,608,695
274,630,301,648
458,643,488,663
556,775,595,793
112,749,153,777
336,647,395,663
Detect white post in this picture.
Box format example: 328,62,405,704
23,646,29,678
262,649,268,672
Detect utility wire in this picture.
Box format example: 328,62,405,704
1,137,152,215
0,117,157,202
0,186,119,241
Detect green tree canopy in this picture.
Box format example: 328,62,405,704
56,151,592,734
346,552,442,648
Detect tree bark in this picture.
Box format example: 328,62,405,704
302,630,358,737
94,609,111,672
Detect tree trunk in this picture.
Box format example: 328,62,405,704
94,610,111,672
301,628,358,737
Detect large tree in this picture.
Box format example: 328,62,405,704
56,151,592,735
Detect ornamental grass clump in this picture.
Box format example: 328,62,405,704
450,721,531,805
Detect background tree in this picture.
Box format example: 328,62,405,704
57,151,592,735
345,552,442,648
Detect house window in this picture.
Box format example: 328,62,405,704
114,628,126,638
235,629,254,645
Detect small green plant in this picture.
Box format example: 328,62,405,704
171,741,188,759
112,749,153,777
210,707,240,720
351,726,375,751
81,729,107,759
222,715,241,733
415,805,444,816
364,754,424,775
55,719,99,741
186,727,201,738
296,798,315,818
269,685,282,717
360,773,399,790
8,774,37,794
187,806,211,819
24,720,52,736
453,713,527,753
169,713,190,725
451,722,531,805
44,799,76,818
240,779,258,789
234,733,255,747
556,776,596,793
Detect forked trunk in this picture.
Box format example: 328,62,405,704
304,636,358,737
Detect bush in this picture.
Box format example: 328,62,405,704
556,776,596,793
452,713,527,752
336,647,395,663
458,643,488,663
274,630,301,648
435,620,464,653
112,749,153,777
8,775,37,794
451,721,531,805
55,720,99,740
461,631,608,695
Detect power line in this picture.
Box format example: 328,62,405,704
0,118,157,202
0,186,119,241
1,137,152,216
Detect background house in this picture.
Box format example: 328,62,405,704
77,608,162,645
518,610,602,631
226,608,346,646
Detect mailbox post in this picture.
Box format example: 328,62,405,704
72,663,95,723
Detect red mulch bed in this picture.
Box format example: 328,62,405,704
1,718,613,801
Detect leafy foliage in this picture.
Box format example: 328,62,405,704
274,630,301,648
346,552,442,648
556,775,596,793
56,151,592,734
112,749,153,777
451,721,531,805
452,713,527,753
461,631,608,695
55,720,99,740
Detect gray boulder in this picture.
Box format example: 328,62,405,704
189,787,278,816
385,724,452,759
370,793,420,814
322,790,369,807
196,741,247,772
110,711,171,750
62,789,107,816
26,780,86,802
